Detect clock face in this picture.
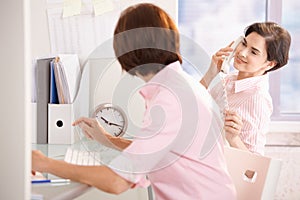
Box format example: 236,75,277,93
93,103,127,137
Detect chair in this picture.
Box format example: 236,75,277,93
224,146,282,200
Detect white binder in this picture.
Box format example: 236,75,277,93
48,63,90,144
48,104,74,144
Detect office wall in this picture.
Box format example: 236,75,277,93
30,0,177,60
31,0,52,58
30,0,177,130
0,1,31,200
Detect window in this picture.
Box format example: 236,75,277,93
178,0,265,55
269,0,300,121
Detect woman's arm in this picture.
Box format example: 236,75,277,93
32,150,134,194
200,45,233,88
230,95,272,154
225,132,249,151
200,59,220,89
224,110,249,152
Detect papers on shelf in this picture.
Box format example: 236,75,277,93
34,54,81,104
51,54,81,104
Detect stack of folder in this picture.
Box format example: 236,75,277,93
35,54,82,144
50,55,81,104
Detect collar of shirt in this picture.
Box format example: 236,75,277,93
227,73,269,93
139,61,182,100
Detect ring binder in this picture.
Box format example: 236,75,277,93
48,104,74,144
47,57,90,144
36,57,54,144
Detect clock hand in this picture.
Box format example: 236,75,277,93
100,116,109,124
99,117,122,127
108,122,123,127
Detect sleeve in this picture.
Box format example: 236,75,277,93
238,93,273,154
208,77,229,112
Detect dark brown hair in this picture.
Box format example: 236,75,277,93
113,3,182,76
245,22,291,73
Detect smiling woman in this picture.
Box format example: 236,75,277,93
234,32,275,79
200,22,291,155
178,0,300,123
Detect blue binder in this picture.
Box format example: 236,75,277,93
50,60,59,104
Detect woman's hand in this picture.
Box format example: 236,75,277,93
211,41,235,72
72,117,112,145
73,117,132,150
32,150,50,173
214,37,245,72
224,110,243,142
200,42,234,88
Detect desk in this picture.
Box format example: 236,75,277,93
31,144,151,200
32,181,91,200
31,144,91,200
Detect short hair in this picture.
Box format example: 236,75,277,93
244,22,291,73
113,3,182,76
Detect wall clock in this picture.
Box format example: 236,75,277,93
93,103,128,137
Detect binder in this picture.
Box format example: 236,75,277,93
36,57,54,144
50,60,59,104
53,57,71,104
48,63,90,144
32,54,89,144
54,54,81,104
48,104,74,144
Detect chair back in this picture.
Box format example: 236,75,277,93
224,146,282,200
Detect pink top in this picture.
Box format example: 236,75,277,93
110,62,236,200
210,73,272,155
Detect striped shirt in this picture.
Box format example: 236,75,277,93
210,72,273,155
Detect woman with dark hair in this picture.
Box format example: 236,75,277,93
32,3,236,199
201,22,291,155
